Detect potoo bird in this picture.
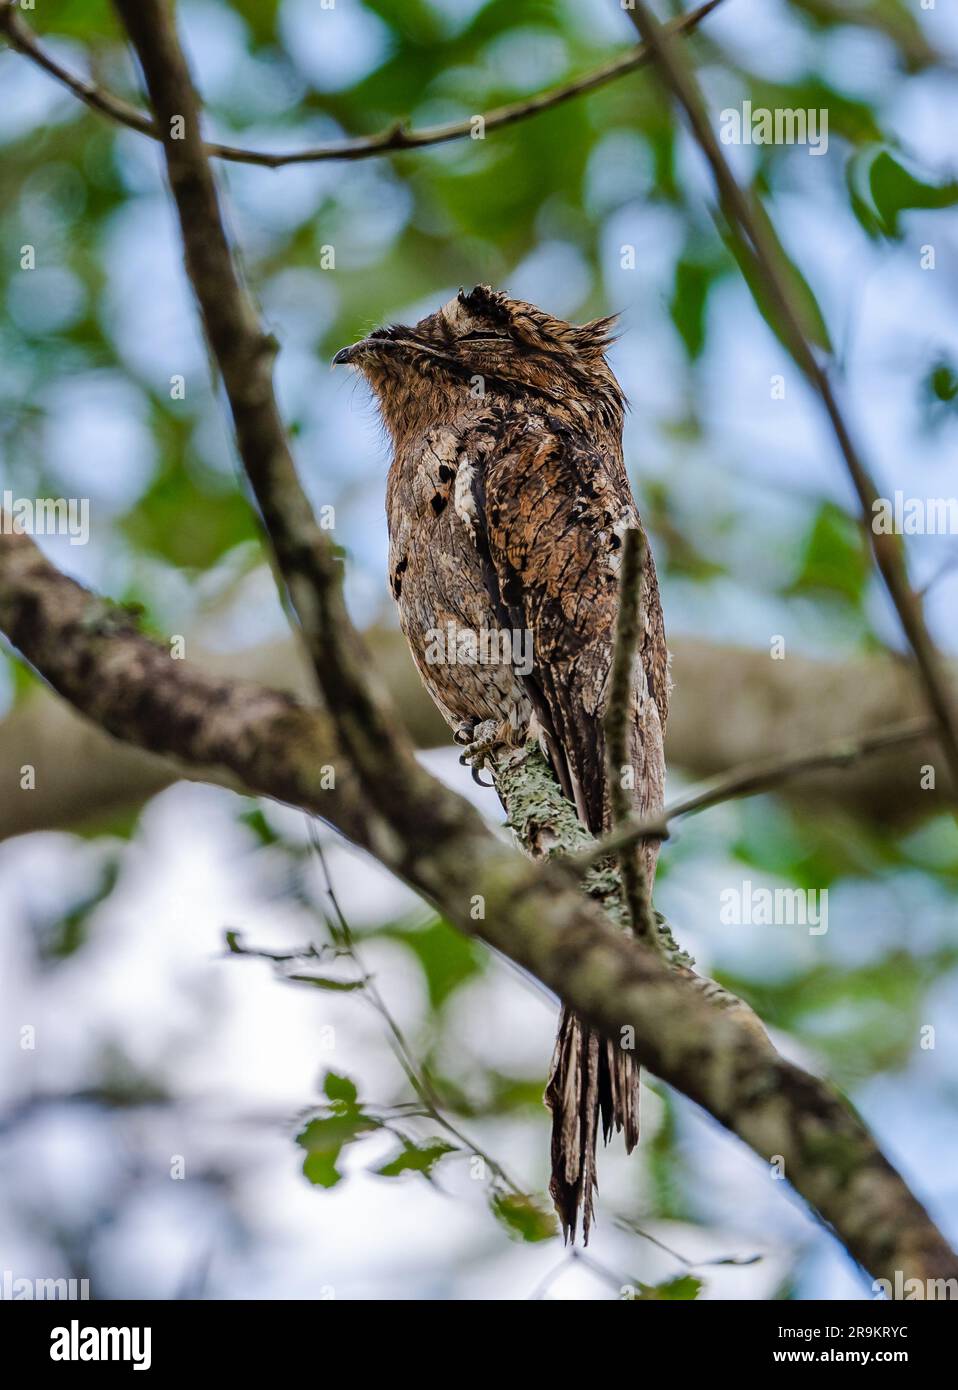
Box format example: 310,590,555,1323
334,286,669,1241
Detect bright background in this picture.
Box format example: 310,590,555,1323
1,0,957,1300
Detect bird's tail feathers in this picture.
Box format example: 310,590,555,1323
544,1005,639,1243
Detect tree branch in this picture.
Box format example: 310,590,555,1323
0,529,368,846
1,526,955,1286
0,0,721,168
578,715,936,869
603,528,659,948
621,0,958,802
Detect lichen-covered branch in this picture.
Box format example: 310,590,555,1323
494,738,752,1017
0,529,369,847
1,526,955,1286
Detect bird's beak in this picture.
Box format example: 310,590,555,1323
332,341,363,366
332,336,409,368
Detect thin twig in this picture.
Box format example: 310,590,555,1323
620,0,958,802
304,819,526,1197
0,0,723,168
603,528,660,950
576,715,935,870
612,1214,761,1269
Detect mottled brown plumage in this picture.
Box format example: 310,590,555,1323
335,286,669,1241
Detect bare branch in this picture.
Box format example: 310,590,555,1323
577,715,936,870
621,0,958,801
0,0,722,169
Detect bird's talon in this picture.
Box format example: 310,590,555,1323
457,717,502,783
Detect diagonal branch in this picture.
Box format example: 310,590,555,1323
0,0,721,169
1,525,956,1286
619,0,958,802
0,527,368,848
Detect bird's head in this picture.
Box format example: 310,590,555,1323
333,285,624,445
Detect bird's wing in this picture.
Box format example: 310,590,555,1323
462,414,668,840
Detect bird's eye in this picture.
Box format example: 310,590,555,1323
460,330,507,343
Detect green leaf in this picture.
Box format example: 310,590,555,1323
927,362,958,404
670,256,720,361
376,1140,456,1178
296,1101,379,1188
238,807,280,847
302,1151,343,1189
296,1112,377,1154
624,1274,703,1301
785,501,869,607
848,147,958,240
36,859,121,961
377,916,484,1010
722,196,832,358
490,1192,558,1243
323,1072,358,1105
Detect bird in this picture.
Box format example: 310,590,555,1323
334,285,670,1241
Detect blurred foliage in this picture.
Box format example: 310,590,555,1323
491,1191,558,1242
848,147,958,240
30,855,121,961
377,915,485,1009
785,501,869,607
720,946,958,1083
624,1272,703,1299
